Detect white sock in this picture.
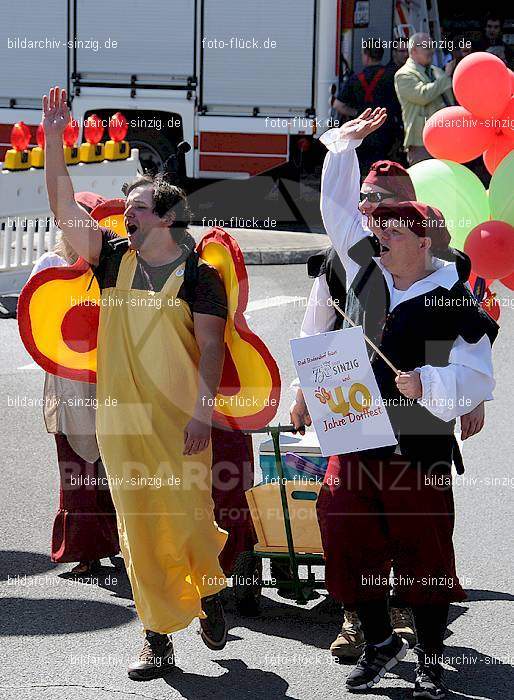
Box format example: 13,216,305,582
374,634,394,648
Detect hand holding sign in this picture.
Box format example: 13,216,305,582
395,371,423,400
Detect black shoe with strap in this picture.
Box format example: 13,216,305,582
128,630,175,681
199,593,227,650
413,649,447,699
346,632,409,691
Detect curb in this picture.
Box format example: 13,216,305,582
243,247,329,265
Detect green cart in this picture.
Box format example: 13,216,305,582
232,424,326,616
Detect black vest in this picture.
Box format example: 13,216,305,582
307,246,348,331
344,238,499,469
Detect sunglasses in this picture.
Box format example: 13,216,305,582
359,191,386,204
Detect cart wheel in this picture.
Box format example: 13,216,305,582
232,552,262,616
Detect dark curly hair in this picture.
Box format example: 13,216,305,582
123,172,195,251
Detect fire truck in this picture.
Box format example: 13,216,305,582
3,0,499,181
0,0,347,179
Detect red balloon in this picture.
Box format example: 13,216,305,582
464,220,514,279
84,114,104,145
483,131,514,174
11,121,31,151
500,97,514,140
499,270,514,290
453,52,511,118
423,106,495,162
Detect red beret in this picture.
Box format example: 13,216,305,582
74,191,105,213
370,201,451,255
363,160,416,202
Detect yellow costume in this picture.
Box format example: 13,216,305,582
96,250,227,634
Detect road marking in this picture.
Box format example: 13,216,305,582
246,295,306,312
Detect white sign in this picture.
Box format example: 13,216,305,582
290,326,397,457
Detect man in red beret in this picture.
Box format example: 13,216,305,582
292,127,487,667
298,108,498,698
293,156,419,656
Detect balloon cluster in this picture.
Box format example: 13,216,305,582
423,53,514,174
408,153,514,322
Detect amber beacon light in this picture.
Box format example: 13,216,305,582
4,122,31,171
63,119,80,165
30,123,45,168
105,112,130,161
79,114,105,162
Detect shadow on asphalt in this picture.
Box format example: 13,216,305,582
0,597,136,636
57,557,134,601
164,659,297,699
223,589,514,700
0,549,57,581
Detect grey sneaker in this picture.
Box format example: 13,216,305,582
128,630,175,681
330,609,365,660
346,632,409,691
199,593,227,650
413,648,447,699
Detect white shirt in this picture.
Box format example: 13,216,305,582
297,128,496,423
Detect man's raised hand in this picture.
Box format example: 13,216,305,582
42,86,70,140
339,107,387,141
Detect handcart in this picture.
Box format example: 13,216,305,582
232,424,326,616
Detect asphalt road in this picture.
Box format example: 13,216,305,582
0,265,513,700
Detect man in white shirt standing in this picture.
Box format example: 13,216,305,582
295,108,498,698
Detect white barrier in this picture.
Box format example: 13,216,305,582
0,150,140,295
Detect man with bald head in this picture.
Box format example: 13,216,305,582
394,33,455,165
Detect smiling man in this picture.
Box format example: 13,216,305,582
291,114,486,664
43,87,229,682
310,110,498,698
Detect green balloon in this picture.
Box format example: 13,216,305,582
489,150,514,227
408,159,490,251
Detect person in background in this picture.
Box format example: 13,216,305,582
394,33,455,166
384,38,409,164
480,13,505,50
334,45,402,173
29,192,120,577
443,34,474,73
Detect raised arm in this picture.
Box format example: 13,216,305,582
319,107,387,283
43,86,102,265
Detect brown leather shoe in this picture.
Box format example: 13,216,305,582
199,593,227,650
330,609,365,660
390,607,417,648
128,631,175,681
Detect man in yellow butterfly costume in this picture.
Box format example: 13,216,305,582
43,87,228,682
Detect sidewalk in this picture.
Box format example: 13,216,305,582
190,226,330,265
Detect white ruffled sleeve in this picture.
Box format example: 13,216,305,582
319,129,368,287
416,334,495,421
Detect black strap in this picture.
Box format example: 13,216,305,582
452,435,465,475
183,248,200,305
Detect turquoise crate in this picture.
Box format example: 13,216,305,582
258,431,327,484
